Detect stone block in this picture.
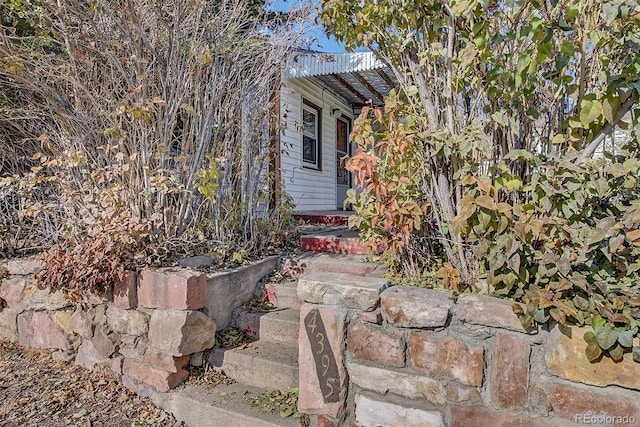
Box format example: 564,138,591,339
490,333,530,409
356,309,382,324
144,347,190,373
381,287,452,328
548,384,640,423
17,311,31,347
317,415,334,427
528,383,551,417
298,303,347,418
106,306,148,336
123,357,188,392
347,321,405,367
70,309,93,338
445,384,481,403
138,268,206,310
92,327,115,358
546,325,640,390
354,393,445,427
147,309,216,356
21,285,72,311
450,405,538,427
410,333,484,386
51,310,73,335
5,257,43,275
111,356,124,375
347,361,446,405
0,307,18,340
0,276,27,309
205,256,278,329
75,340,108,370
456,294,533,333
28,311,70,350
113,271,137,309
297,272,389,310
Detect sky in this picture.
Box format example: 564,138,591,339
266,0,346,52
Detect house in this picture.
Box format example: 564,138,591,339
273,51,397,212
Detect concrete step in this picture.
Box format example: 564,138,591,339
235,306,300,345
208,340,298,391
264,280,301,308
300,252,385,277
123,377,301,427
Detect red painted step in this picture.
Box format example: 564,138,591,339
293,211,351,226
300,230,385,255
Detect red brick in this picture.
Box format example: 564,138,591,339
347,321,405,367
123,358,188,392
137,268,206,310
356,309,382,324
113,271,137,309
490,333,530,409
144,347,190,373
410,333,483,386
548,384,640,423
451,406,538,427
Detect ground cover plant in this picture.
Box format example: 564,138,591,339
0,0,307,300
321,0,640,362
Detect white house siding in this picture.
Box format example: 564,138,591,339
279,77,355,212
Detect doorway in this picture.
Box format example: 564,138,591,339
336,117,351,210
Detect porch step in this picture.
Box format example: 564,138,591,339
301,229,380,255
208,340,298,391
123,378,301,427
293,211,350,226
299,252,385,277
263,280,302,308
235,306,300,345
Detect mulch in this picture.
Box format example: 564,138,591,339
0,339,184,427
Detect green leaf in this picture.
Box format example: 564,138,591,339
603,96,621,124
602,3,619,25
585,342,602,362
595,324,618,350
618,329,634,348
579,100,603,127
608,343,624,362
565,6,579,21
405,85,419,97
633,346,640,363
584,330,597,344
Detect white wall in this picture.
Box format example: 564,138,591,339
279,78,355,212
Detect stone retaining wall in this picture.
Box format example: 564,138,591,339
297,277,640,426
0,256,277,393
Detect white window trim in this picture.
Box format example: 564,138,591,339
302,100,321,170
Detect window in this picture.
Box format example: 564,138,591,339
302,100,321,169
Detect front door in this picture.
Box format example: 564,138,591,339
336,118,350,210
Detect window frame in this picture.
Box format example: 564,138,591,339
301,99,322,170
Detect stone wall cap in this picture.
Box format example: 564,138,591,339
455,293,536,334
299,271,390,288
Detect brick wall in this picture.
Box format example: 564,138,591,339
0,256,276,393
297,278,640,427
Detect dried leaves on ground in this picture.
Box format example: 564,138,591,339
0,339,184,427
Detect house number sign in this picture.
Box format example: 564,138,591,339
304,309,340,403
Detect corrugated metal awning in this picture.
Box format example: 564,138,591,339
284,52,398,108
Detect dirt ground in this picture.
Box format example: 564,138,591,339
0,339,184,427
